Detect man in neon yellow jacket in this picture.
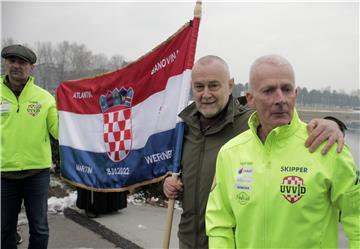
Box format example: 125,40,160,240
206,54,360,249
1,44,58,249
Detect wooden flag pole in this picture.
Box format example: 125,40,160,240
162,2,202,249
163,174,178,249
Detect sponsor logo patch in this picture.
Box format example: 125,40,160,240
0,100,11,113
27,102,42,116
236,192,250,205
238,167,253,175
235,166,253,192
280,175,307,203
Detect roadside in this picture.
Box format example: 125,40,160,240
17,212,118,249
17,203,181,249
86,204,181,249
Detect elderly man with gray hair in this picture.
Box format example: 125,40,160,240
206,54,360,249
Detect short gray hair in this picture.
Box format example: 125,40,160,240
194,55,230,78
249,54,294,89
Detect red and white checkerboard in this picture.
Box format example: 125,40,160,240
283,176,304,185
103,108,132,162
282,176,304,203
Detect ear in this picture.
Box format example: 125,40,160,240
228,78,235,95
246,91,255,108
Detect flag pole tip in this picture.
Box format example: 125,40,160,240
194,0,202,18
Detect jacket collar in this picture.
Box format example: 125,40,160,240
248,109,301,144
1,75,34,101
179,95,249,134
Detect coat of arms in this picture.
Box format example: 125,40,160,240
100,87,134,162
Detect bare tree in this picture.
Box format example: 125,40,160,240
34,41,56,89
108,55,126,71
2,38,127,90
54,41,72,82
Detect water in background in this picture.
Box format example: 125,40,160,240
345,130,360,167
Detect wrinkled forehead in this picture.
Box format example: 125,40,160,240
251,63,295,87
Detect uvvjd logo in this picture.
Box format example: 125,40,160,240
280,175,306,204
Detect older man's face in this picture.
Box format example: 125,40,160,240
247,63,297,133
4,57,34,83
191,60,234,118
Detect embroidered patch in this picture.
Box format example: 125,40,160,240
280,175,307,203
236,192,250,205
27,103,42,116
235,166,254,192
0,100,11,113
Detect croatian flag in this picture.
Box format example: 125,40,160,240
56,17,200,191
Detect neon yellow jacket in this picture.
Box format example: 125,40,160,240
0,76,58,171
206,111,360,249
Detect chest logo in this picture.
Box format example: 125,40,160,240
0,100,11,113
280,175,306,204
235,167,253,192
27,103,42,116
236,192,250,205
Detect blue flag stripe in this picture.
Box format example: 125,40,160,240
60,124,183,189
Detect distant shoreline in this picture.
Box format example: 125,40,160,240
298,107,360,130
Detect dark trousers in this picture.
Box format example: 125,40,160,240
1,170,50,249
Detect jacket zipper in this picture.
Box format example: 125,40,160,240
194,135,206,248
264,140,272,248
16,97,20,112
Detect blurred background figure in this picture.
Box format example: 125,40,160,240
76,188,127,218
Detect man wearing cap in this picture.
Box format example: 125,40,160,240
1,44,58,249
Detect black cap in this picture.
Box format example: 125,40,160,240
1,44,37,64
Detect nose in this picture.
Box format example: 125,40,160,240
202,86,212,98
274,89,286,104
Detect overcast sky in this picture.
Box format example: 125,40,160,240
1,0,359,93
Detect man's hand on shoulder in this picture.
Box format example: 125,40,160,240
306,118,345,155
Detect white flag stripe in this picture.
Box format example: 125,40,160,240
59,71,191,153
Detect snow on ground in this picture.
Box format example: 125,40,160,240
49,174,67,188
127,192,182,210
48,191,77,214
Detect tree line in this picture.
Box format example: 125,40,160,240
1,38,128,93
2,38,359,108
232,84,360,109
